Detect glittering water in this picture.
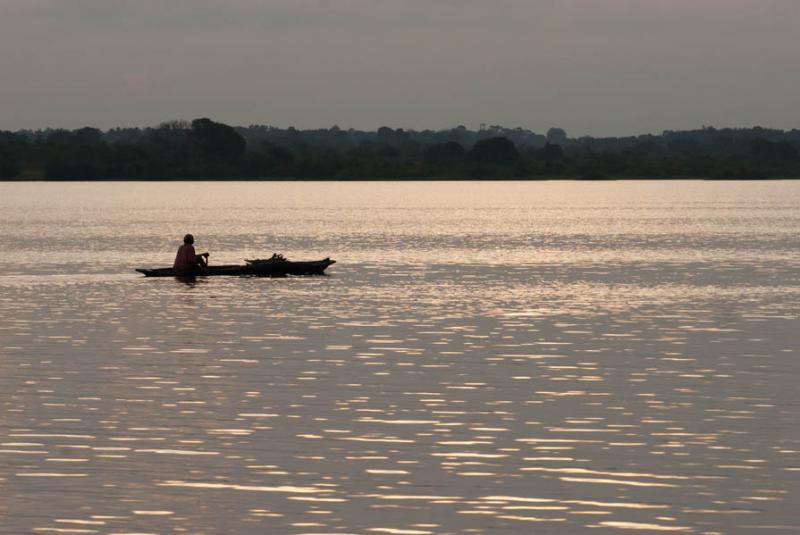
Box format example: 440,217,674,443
0,181,798,534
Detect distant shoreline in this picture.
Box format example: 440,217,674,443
2,118,798,181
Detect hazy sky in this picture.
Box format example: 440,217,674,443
1,0,798,136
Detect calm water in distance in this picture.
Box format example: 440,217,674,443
0,181,798,534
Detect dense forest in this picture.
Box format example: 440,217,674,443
1,118,799,180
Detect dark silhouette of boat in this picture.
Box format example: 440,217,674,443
136,256,335,277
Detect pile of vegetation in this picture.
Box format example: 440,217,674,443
1,118,798,180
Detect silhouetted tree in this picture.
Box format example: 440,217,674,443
423,141,465,165
537,143,564,162
750,138,798,163
0,131,24,179
467,137,520,166
547,127,568,145
189,118,246,163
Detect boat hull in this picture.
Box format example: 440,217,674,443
136,258,335,278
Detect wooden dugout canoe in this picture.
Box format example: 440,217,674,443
136,257,335,277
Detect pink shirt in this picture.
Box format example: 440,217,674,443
174,244,197,271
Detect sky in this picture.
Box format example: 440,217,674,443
1,0,798,137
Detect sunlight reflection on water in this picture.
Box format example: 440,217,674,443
0,181,798,534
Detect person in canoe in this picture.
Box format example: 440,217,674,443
173,234,210,274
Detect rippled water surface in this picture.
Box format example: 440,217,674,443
1,181,798,534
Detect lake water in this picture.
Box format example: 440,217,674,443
0,181,798,534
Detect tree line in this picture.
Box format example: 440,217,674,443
1,118,799,180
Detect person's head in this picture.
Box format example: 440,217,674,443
183,234,194,245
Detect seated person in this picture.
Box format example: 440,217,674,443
173,234,209,274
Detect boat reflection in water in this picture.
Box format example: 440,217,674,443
173,275,203,286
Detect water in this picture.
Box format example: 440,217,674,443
0,181,798,534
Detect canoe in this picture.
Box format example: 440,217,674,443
136,257,335,277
